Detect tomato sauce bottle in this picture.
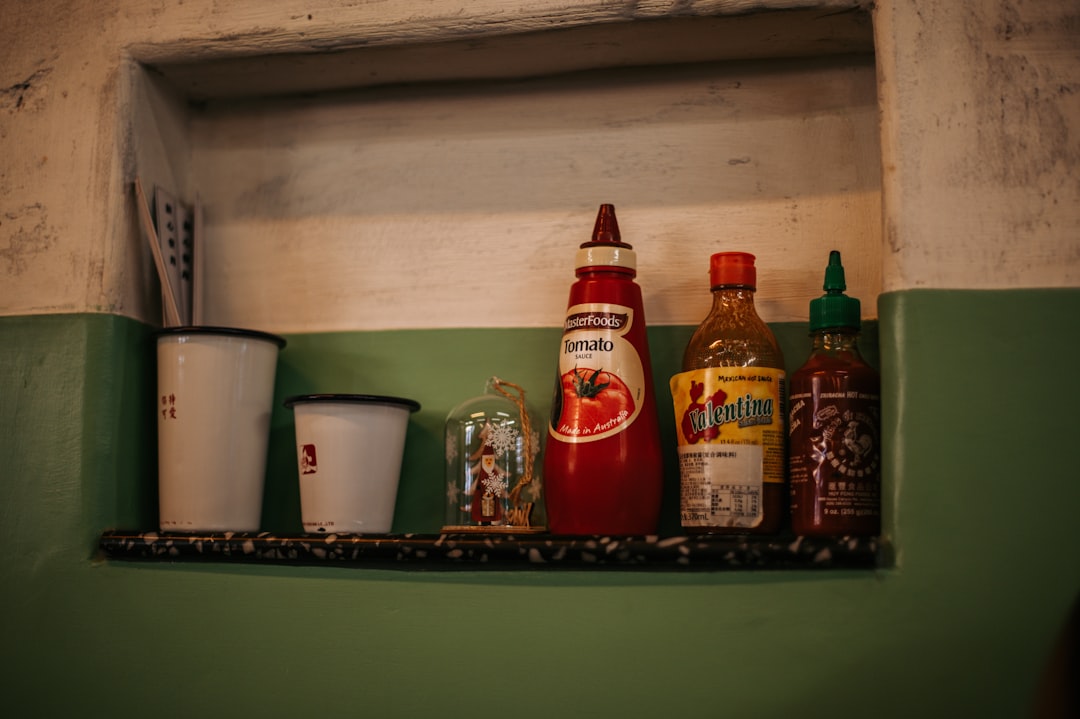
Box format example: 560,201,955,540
789,250,881,536
543,204,664,535
670,252,786,534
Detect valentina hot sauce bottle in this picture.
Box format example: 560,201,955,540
671,252,786,534
789,250,881,536
543,204,664,535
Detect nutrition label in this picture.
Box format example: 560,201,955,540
678,443,764,527
710,483,760,517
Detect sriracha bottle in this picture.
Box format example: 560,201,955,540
789,250,881,536
543,204,664,535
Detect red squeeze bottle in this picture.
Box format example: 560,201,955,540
543,204,664,535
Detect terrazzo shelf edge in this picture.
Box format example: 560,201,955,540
98,531,887,570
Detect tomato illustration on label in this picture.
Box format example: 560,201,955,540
680,379,728,444
552,367,635,438
549,302,646,444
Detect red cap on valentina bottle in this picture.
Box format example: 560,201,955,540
710,251,757,289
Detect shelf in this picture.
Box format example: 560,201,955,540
99,530,885,571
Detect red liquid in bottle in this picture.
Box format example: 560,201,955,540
789,251,881,536
543,205,664,535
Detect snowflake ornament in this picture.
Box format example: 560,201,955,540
481,467,508,495
486,422,520,456
525,475,543,501
445,428,458,464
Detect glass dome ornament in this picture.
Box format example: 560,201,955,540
443,377,546,533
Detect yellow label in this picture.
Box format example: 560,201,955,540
669,368,786,528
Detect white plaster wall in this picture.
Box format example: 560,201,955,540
187,57,880,331
1,0,1076,327
0,2,137,316
876,0,1080,290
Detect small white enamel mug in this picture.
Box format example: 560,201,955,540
284,394,420,534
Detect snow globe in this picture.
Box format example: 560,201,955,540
443,377,546,533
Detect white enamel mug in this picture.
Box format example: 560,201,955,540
156,327,286,532
284,394,420,534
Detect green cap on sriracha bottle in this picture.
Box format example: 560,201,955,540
809,250,861,331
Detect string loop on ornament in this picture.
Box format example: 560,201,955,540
490,376,534,505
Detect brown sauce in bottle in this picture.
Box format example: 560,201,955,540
672,252,786,535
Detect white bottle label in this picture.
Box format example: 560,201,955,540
549,303,645,443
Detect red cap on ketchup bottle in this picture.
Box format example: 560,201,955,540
575,204,636,272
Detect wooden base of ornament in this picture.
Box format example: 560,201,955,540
440,524,547,534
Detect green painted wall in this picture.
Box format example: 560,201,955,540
1,290,1077,718
263,321,877,536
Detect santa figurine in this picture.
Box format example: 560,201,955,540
469,423,504,525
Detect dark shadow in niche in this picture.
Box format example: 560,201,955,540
183,53,879,221
142,10,874,102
